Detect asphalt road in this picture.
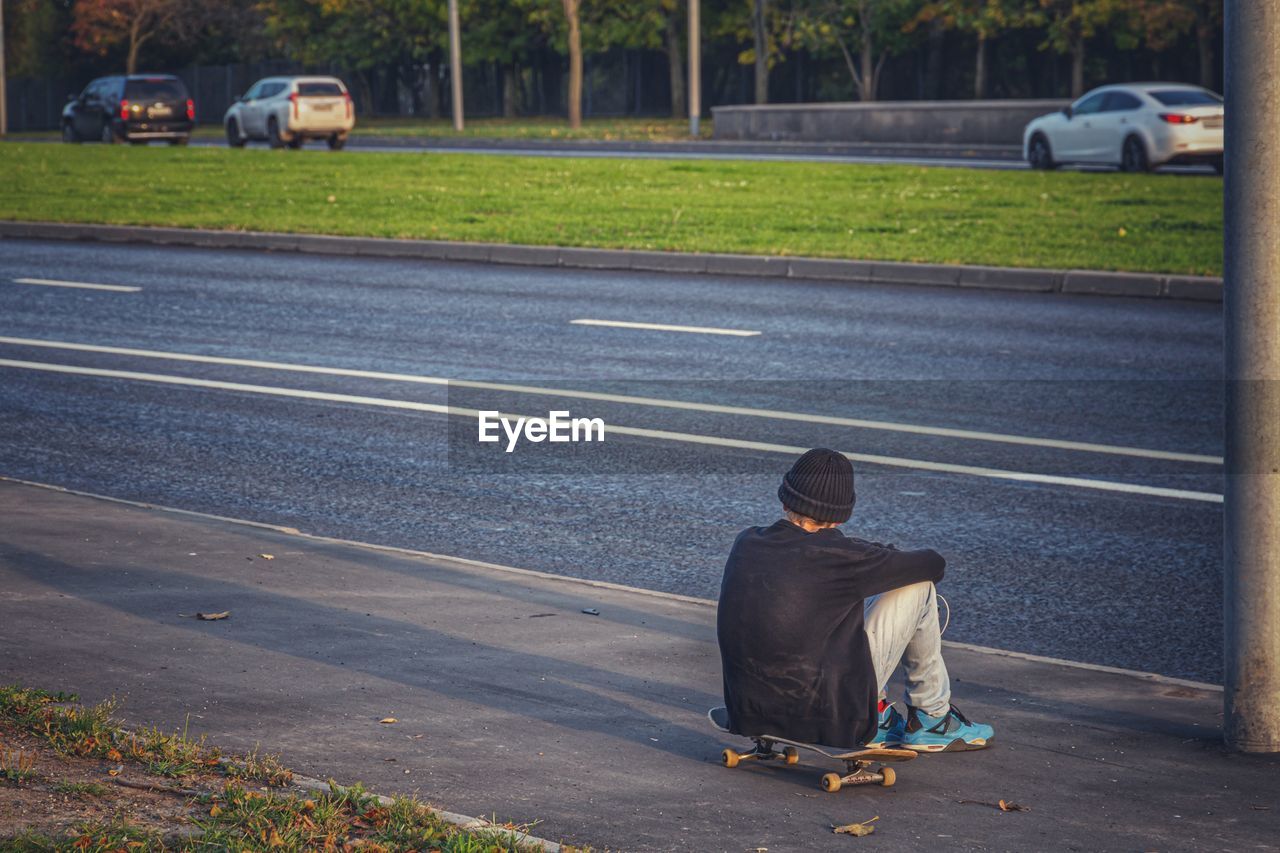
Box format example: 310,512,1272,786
0,238,1223,681
20,134,1222,173
197,136,1219,173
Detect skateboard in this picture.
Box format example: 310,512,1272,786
709,706,916,792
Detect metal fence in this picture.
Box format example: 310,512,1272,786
4,49,680,133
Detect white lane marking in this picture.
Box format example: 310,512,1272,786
1,472,1229,690
0,336,1221,465
570,319,762,337
0,357,1223,504
11,278,141,293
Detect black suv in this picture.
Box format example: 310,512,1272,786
62,75,194,145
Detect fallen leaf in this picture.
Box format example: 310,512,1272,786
302,799,316,811
196,611,230,621
958,798,1030,812
210,804,223,817
258,554,275,560
106,748,122,762
833,816,878,836
379,717,398,724
107,766,122,777
268,829,285,847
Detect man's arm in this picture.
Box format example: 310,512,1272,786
847,542,946,598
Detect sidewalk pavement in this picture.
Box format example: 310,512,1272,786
0,479,1275,851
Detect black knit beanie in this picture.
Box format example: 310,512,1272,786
778,448,855,524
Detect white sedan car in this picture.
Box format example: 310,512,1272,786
1023,83,1223,173
224,76,354,150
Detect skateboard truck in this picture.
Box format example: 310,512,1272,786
720,739,801,768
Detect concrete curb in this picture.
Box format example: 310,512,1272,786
0,220,1222,303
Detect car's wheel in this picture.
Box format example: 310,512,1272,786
1121,135,1151,173
267,117,285,149
327,134,347,151
226,119,246,148
169,136,190,146
1028,134,1056,170
101,122,119,145
287,134,304,149
62,122,80,144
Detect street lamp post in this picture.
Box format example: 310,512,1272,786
1224,0,1280,754
688,0,700,138
1,0,8,137
448,0,464,132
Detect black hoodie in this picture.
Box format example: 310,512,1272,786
717,519,945,748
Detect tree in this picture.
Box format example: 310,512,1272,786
1029,0,1127,98
587,0,687,118
752,0,768,103
909,0,1023,98
562,0,582,127
261,0,445,115
793,0,922,102
466,0,544,117
4,0,74,79
71,0,179,73
1131,0,1220,89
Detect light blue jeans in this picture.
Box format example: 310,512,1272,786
864,581,951,717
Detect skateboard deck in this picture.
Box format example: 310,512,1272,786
709,706,916,792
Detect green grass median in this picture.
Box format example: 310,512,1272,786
0,143,1222,275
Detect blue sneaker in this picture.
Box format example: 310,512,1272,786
864,702,905,748
899,704,993,752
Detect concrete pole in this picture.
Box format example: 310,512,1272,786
1224,0,1280,754
448,0,464,132
0,0,8,137
688,0,700,137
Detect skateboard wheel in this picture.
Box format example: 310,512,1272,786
821,773,842,793
722,748,740,769
783,747,799,765
880,766,896,787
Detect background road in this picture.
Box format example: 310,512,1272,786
193,136,1219,173
0,238,1223,681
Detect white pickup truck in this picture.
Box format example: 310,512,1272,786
224,76,354,150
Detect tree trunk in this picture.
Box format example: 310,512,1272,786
922,18,944,99
502,64,518,118
752,0,768,104
1070,37,1084,98
563,0,582,128
974,32,988,99
127,18,142,74
860,24,875,100
666,13,685,119
1196,19,1215,90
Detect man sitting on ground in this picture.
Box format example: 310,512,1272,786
716,447,993,752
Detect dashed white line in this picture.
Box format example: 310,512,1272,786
0,336,1222,465
11,278,141,293
0,357,1224,504
570,319,761,337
